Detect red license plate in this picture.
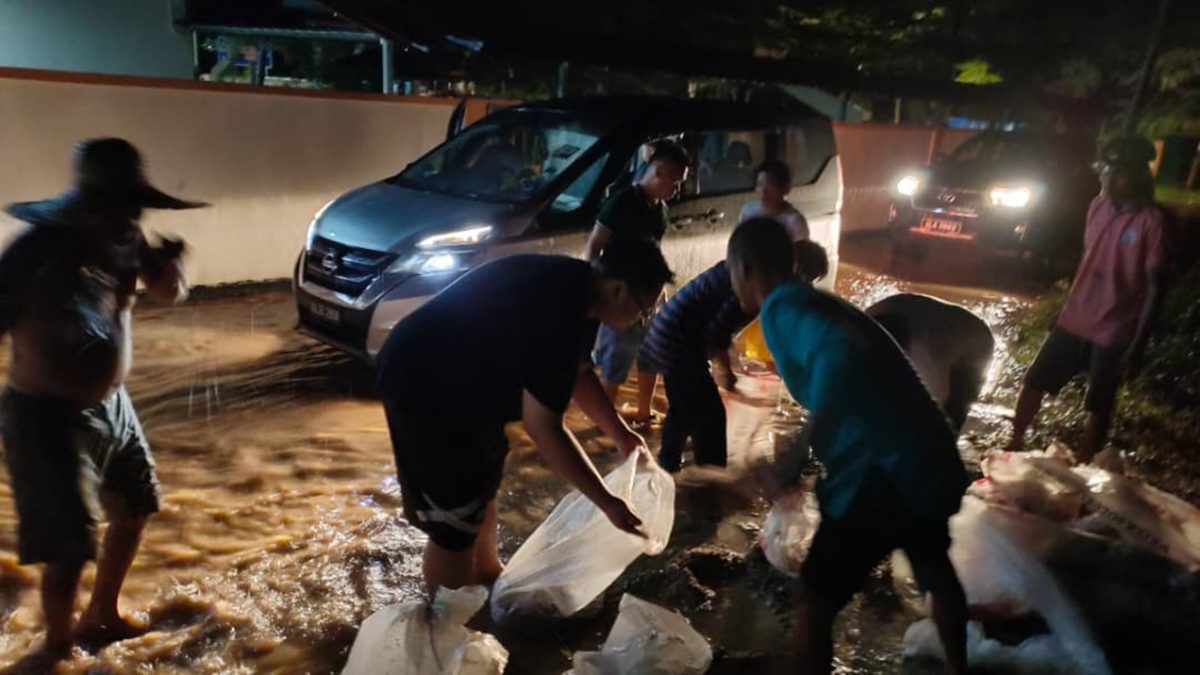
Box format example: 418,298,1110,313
914,216,973,239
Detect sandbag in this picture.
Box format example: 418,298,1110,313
758,488,820,576
904,619,1081,675
568,594,713,675
894,497,1112,675
491,450,675,622
342,585,508,675
977,449,1200,570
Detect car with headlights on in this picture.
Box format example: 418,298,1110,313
888,131,1097,268
294,97,844,360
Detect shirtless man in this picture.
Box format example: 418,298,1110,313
0,138,203,659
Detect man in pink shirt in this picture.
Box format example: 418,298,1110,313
1007,136,1165,463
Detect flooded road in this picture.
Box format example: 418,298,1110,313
0,237,1037,673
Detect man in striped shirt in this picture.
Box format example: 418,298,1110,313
640,227,828,471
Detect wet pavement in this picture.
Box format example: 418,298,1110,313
0,234,1044,673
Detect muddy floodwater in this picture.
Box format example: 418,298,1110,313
0,242,1034,674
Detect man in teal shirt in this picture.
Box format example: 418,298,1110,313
727,217,968,675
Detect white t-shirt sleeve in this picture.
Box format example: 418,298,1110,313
738,202,759,224
782,208,810,241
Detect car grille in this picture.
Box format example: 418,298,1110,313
303,236,395,297
913,187,984,218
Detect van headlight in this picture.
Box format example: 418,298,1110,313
416,225,493,249
896,175,921,196
988,185,1033,208
388,251,472,275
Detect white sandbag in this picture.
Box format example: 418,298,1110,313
758,488,820,576
491,450,675,622
979,449,1200,570
342,585,508,675
567,594,713,675
894,497,1112,675
904,619,1082,675
975,450,1084,522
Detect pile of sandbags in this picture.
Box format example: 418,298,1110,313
901,445,1200,674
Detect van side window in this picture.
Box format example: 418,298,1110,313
552,152,610,213
679,129,778,198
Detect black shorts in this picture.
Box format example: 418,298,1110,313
1025,328,1124,416
382,395,509,552
802,468,957,610
0,386,161,565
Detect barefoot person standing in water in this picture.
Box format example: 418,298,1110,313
0,139,202,659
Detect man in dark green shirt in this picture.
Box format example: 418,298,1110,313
584,139,689,426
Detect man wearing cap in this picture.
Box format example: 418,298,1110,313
0,138,204,657
1007,136,1166,465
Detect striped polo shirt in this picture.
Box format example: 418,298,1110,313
639,261,752,374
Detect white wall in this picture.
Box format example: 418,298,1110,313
0,0,193,79
0,74,456,285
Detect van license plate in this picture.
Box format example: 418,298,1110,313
306,298,342,324
918,216,964,234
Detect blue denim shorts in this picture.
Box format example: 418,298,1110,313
592,320,649,383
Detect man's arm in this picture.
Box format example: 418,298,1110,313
705,295,750,392
138,237,189,304
1124,268,1162,368
572,363,645,455
1125,215,1169,368
583,223,612,261
522,390,646,537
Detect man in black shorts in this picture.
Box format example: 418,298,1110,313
375,240,674,593
1007,137,1165,464
0,138,200,659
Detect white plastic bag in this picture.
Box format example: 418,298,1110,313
758,488,820,576
342,585,508,675
491,450,676,622
567,594,713,675
893,497,1112,675
978,449,1200,570
904,619,1082,675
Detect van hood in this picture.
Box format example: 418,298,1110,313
311,181,517,252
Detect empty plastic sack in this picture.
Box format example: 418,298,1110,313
491,449,676,622
342,585,508,675
568,594,713,675
758,488,821,576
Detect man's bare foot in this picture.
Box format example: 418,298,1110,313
0,640,73,675
74,614,147,651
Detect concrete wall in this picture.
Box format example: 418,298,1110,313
0,69,465,285
0,0,193,79
834,123,975,233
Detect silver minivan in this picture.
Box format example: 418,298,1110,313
294,97,843,359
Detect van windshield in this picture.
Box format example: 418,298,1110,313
394,112,609,203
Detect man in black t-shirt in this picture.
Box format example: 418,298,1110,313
584,140,689,426
376,240,674,594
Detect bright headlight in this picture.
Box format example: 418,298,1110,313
989,185,1033,208
387,251,469,275
896,175,921,197
417,225,493,249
